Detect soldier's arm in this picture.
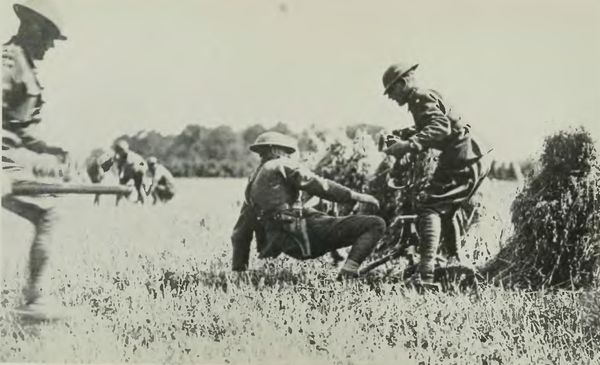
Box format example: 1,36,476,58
14,128,67,157
3,45,43,123
284,162,355,204
231,202,256,271
408,91,452,152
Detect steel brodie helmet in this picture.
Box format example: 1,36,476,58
14,0,67,40
382,63,418,95
249,131,297,154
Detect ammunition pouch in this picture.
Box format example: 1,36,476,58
256,204,312,259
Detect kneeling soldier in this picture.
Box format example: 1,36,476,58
146,156,175,204
231,131,386,280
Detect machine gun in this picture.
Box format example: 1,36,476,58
377,127,417,152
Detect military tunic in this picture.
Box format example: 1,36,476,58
3,43,65,173
404,88,490,213
231,156,384,271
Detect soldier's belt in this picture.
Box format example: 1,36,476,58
256,203,294,221
255,204,312,258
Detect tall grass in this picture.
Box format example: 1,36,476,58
1,179,598,364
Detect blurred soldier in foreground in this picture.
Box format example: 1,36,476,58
381,63,490,290
231,132,386,280
2,0,69,321
101,140,148,205
146,156,175,204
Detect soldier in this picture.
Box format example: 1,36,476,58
2,0,69,320
86,151,119,205
105,140,148,205
231,131,386,280
381,63,490,290
146,156,175,204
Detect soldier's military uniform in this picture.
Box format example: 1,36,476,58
404,88,488,212
114,147,148,204
146,158,175,204
231,133,385,275
382,63,490,286
2,1,68,318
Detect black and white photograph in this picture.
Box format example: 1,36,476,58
1,0,600,363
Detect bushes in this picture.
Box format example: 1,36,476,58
482,127,600,289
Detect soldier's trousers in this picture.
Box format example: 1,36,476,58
416,156,490,280
1,194,58,304
118,171,145,205
286,214,386,262
153,185,174,203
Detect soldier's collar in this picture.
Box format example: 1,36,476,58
405,87,417,100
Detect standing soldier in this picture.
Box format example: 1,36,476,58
2,0,69,320
231,131,386,280
381,63,490,290
146,156,176,204
106,140,148,205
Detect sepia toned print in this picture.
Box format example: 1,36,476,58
1,0,600,364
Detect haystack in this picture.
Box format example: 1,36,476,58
482,127,600,289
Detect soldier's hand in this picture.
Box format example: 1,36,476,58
352,192,380,209
382,139,412,158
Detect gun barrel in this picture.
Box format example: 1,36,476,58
11,182,132,196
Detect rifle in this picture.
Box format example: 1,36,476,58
10,182,132,196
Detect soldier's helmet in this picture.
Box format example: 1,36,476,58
249,131,297,154
382,63,419,95
113,140,129,154
147,156,158,165
13,0,67,40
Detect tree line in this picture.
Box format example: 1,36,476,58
82,122,533,180
105,122,384,178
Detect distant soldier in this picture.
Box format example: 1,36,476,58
381,63,490,290
231,132,386,280
106,140,148,205
87,151,118,205
146,156,175,204
2,0,69,320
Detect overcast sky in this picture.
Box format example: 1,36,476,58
2,0,599,160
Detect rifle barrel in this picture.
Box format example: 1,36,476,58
11,182,132,196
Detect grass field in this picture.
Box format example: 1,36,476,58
1,178,599,364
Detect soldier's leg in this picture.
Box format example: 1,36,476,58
133,173,145,204
156,187,174,203
416,208,442,284
308,215,386,277
341,216,386,275
414,160,488,288
1,195,57,305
